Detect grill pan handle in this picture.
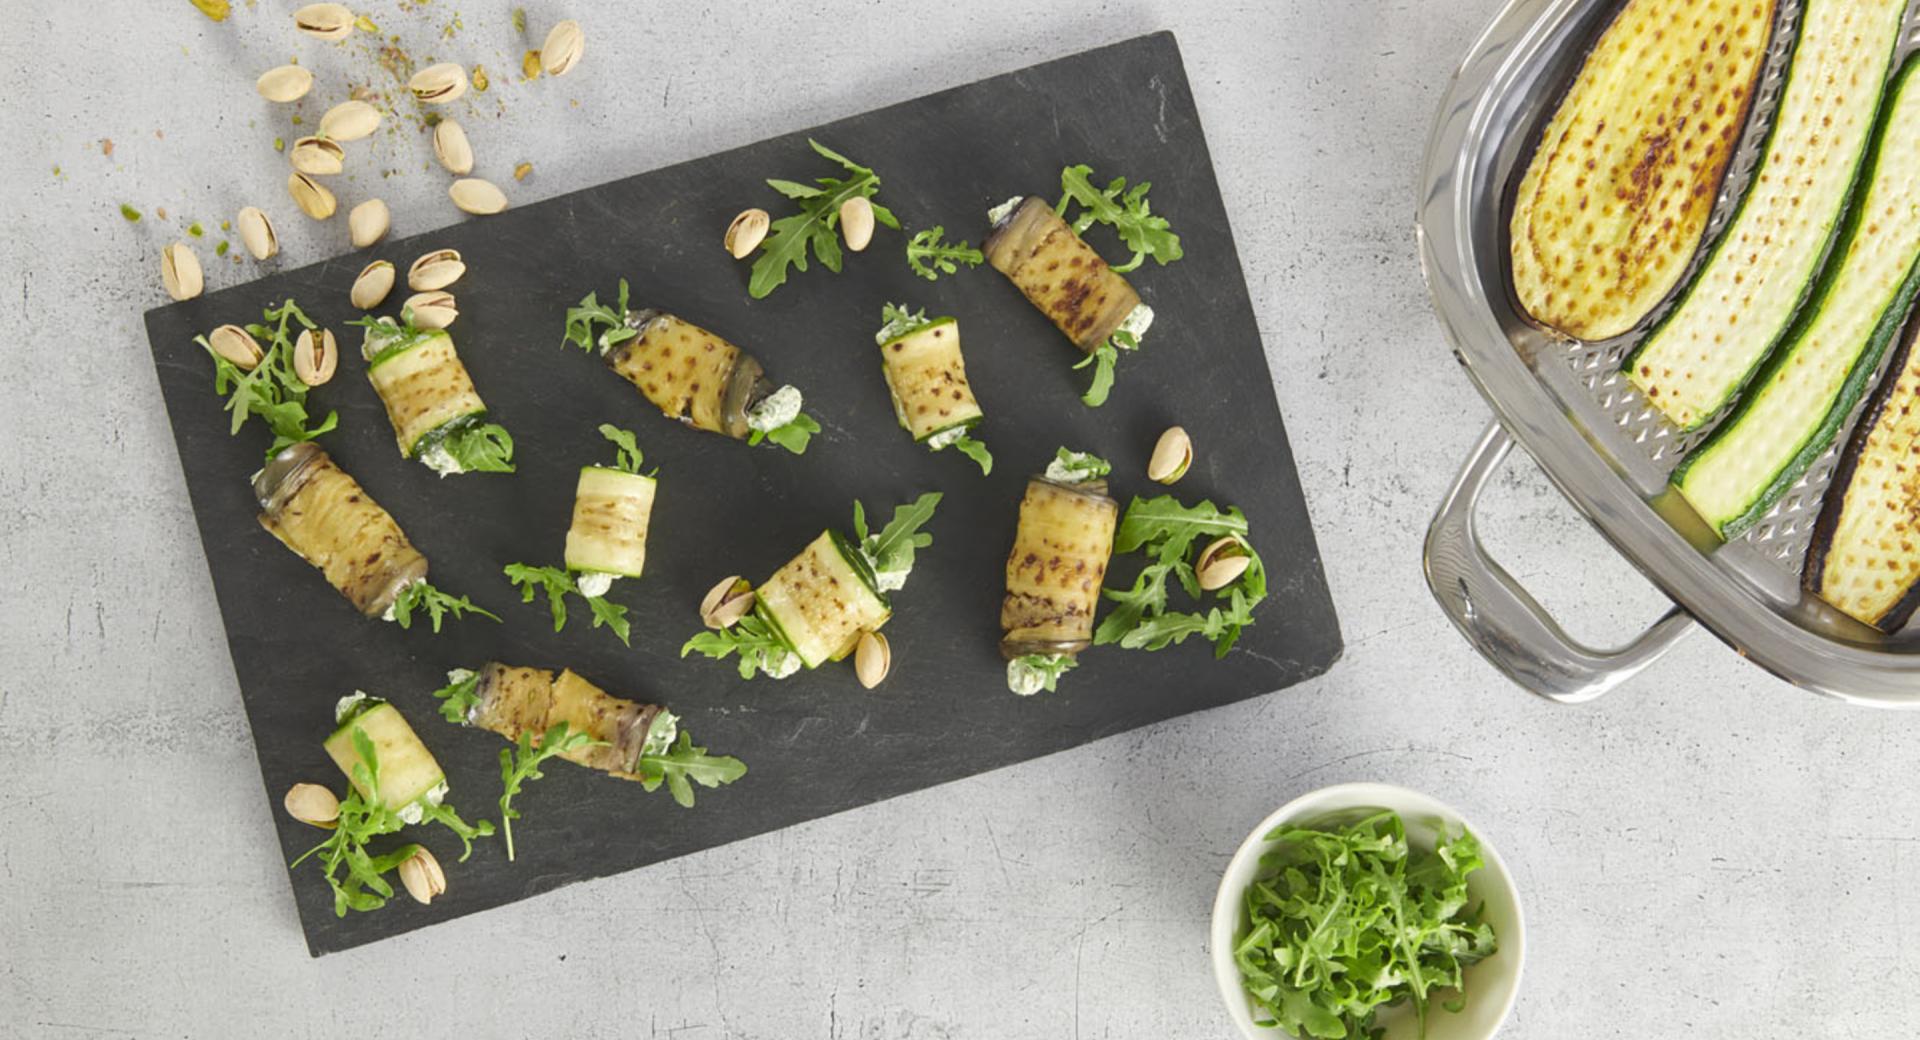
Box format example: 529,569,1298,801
1424,422,1695,703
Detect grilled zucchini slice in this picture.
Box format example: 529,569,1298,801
606,311,766,437
1001,476,1120,656
365,330,488,456
984,196,1141,353
755,531,890,669
563,466,656,578
1510,0,1775,341
881,316,985,441
1627,0,1906,429
324,699,446,812
254,442,428,618
1675,56,1920,538
1807,320,1920,630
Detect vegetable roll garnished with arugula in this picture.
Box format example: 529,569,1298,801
356,318,516,475
254,441,499,631
433,664,745,811
683,493,942,682
564,280,821,454
292,694,492,915
1001,449,1120,694
874,303,991,474
502,425,655,646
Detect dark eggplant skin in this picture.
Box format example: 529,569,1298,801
1805,309,1920,633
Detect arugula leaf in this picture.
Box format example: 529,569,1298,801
503,563,632,646
414,798,493,863
563,278,636,353
854,492,943,581
949,432,993,475
1234,811,1496,1039
1008,653,1078,694
497,721,604,861
680,613,797,680
635,731,747,808
876,301,934,342
1056,164,1183,273
1073,328,1138,408
597,423,649,475
1093,495,1266,657
200,299,339,459
749,139,899,299
1049,446,1112,482
904,226,984,281
431,669,481,725
429,420,516,474
390,580,500,633
746,410,820,455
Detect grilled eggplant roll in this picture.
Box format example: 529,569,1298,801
1676,56,1920,539
1627,0,1906,429
985,195,1150,353
1807,320,1920,631
1001,452,1119,694
874,305,991,473
1510,0,1775,341
361,322,515,474
324,695,450,817
604,308,817,451
465,663,676,778
255,441,427,618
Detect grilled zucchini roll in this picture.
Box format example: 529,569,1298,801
360,320,516,475
1001,450,1119,695
1807,320,1920,631
874,304,991,474
682,494,942,680
255,441,427,618
1627,0,1906,428
503,426,652,646
562,281,819,453
1510,0,1775,341
325,695,450,817
1675,55,1920,539
986,196,1147,351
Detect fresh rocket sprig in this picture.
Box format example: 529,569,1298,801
1094,495,1267,657
1075,328,1139,408
597,422,652,475
497,721,604,861
749,139,899,299
562,279,636,354
199,299,340,458
389,581,501,633
1056,164,1183,273
635,731,749,808
680,614,797,680
904,226,984,281
502,564,632,646
746,410,821,455
853,492,943,584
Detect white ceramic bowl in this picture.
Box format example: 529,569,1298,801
1209,783,1526,1040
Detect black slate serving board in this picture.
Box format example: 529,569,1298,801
143,32,1341,955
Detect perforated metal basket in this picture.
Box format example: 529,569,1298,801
1418,0,1920,706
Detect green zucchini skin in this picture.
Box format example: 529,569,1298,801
1674,56,1920,539
1625,0,1905,431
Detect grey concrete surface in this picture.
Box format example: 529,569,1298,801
3,1,1916,1037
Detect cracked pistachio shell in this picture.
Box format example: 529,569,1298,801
1146,426,1192,484
350,260,395,309
287,171,337,220
1196,536,1252,591
854,631,891,689
432,118,474,175
540,20,584,77
208,324,264,370
236,206,279,260
293,3,355,40
700,576,754,629
449,177,508,215
403,291,458,329
349,198,390,248
294,328,339,387
255,64,314,103
161,242,203,301
725,209,769,259
318,99,380,142
398,847,446,904
407,248,465,291
409,62,469,104
289,135,345,175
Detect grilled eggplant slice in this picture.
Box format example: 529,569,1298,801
1627,0,1906,429
755,531,890,669
1807,319,1920,630
1676,56,1920,538
254,442,427,618
1510,0,1775,341
365,330,488,456
1001,475,1119,657
985,196,1141,353
324,697,447,812
607,310,771,438
468,663,674,779
563,466,656,579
